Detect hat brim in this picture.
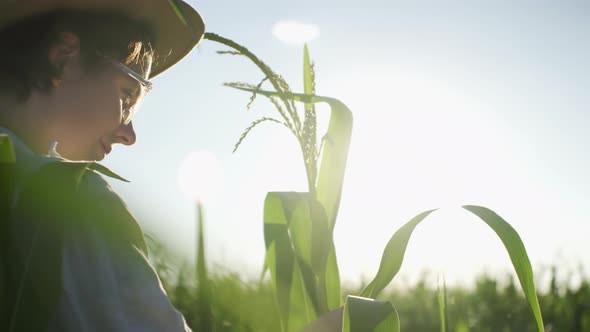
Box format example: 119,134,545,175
140,1,205,78
0,0,205,79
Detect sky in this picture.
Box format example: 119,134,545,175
102,0,590,289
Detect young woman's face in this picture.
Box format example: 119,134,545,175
47,33,151,161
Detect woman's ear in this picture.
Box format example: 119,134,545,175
48,31,82,85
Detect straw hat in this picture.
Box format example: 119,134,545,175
0,0,205,79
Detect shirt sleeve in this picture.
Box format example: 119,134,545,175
46,172,192,332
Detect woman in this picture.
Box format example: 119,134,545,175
0,1,342,331
0,1,204,331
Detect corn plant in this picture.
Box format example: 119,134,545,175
202,32,545,332
0,134,13,331
437,278,447,332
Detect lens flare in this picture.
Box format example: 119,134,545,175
177,149,223,205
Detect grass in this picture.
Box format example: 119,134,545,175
148,245,589,332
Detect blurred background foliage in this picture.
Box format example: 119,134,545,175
148,238,590,332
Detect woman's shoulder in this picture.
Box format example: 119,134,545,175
76,164,148,255
21,158,131,210
17,159,148,255
1,129,148,254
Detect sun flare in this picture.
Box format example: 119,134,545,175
177,149,224,205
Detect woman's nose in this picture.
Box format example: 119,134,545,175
115,121,137,146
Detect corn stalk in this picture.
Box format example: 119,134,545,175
202,32,545,332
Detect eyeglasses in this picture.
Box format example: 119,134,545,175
96,51,153,125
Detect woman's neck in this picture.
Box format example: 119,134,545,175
0,95,53,155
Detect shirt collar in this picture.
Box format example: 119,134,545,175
0,126,129,183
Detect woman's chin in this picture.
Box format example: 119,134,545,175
95,147,106,161
58,148,104,162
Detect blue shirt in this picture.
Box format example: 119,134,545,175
0,127,192,332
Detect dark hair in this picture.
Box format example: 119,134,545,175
0,9,157,101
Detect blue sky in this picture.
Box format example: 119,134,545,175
103,0,590,288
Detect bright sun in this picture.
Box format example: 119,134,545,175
177,150,224,205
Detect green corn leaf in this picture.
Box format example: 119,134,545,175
360,209,436,298
266,241,316,332
360,206,545,332
289,258,317,332
0,134,15,225
314,97,351,234
289,197,320,313
463,205,544,332
324,245,341,310
264,193,297,328
195,201,212,331
309,201,330,276
196,202,207,284
0,134,15,163
287,196,331,279
87,162,130,182
259,257,269,284
309,200,334,313
288,196,332,314
343,296,400,332
264,192,317,332
437,278,447,332
288,198,314,268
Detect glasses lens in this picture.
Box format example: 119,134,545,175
122,85,149,125
97,52,152,125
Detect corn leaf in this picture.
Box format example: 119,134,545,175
343,296,400,332
195,201,212,331
87,162,130,182
309,200,334,313
360,206,545,332
0,134,15,163
324,245,341,310
0,134,15,225
360,209,436,298
308,201,330,276
288,196,331,275
196,202,207,284
288,196,332,314
463,205,544,332
264,192,317,332
437,279,447,332
259,257,269,284
289,197,320,313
